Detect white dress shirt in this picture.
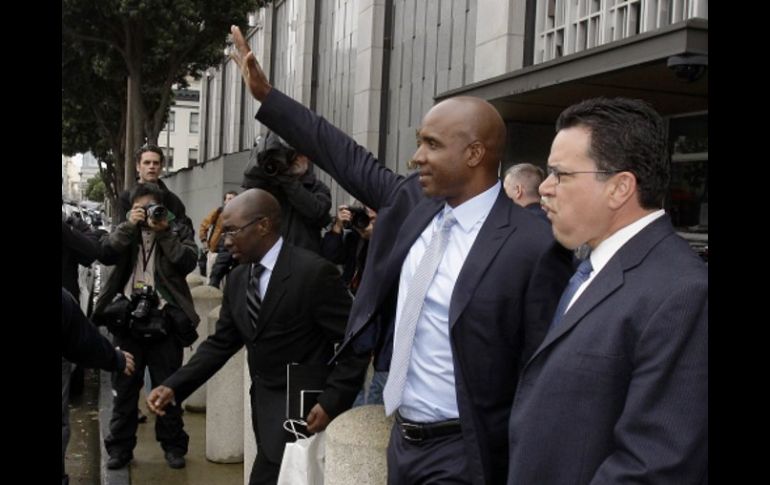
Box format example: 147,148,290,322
566,210,666,312
254,237,284,298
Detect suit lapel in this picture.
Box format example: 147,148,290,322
226,265,257,339
254,245,291,340
449,192,516,329
524,215,677,368
527,258,624,365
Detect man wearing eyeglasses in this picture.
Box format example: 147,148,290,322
147,189,368,485
507,98,708,484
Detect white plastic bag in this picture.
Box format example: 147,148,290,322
276,430,325,485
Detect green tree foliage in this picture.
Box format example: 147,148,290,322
62,37,126,211
85,175,107,202
62,0,255,193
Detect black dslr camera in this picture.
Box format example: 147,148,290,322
343,206,371,231
129,285,168,340
256,131,296,176
144,203,168,222
131,285,160,320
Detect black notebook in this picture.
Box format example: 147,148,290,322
285,363,331,420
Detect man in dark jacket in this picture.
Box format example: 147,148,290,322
62,288,135,485
242,131,331,253
230,26,573,484
147,189,368,485
93,182,199,470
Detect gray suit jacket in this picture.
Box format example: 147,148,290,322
258,89,573,484
508,215,708,484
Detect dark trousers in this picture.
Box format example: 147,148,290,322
104,333,189,457
248,382,298,485
387,423,471,484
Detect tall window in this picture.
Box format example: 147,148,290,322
188,148,198,167
165,111,176,132
190,112,199,133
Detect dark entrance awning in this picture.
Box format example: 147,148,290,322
436,18,708,123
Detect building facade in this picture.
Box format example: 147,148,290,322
163,0,707,255
159,77,202,173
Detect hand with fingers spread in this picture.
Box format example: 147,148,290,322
229,25,271,101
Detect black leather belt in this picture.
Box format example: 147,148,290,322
395,412,461,442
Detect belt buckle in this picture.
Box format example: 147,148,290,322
400,422,424,442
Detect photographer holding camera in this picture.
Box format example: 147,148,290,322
242,131,332,254
117,144,194,234
321,204,376,295
93,182,199,471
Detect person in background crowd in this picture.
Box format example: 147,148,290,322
94,182,199,471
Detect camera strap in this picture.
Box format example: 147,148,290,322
140,235,157,271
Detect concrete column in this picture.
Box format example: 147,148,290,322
186,273,205,289
473,0,528,82
325,405,394,484
244,352,256,485
184,285,223,412
353,0,387,151
205,303,245,463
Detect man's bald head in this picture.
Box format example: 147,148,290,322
431,96,506,168
226,188,282,234
412,97,506,207
221,189,282,263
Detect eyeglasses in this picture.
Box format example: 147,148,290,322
546,166,620,184
221,216,266,239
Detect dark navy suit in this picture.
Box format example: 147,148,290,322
508,215,708,484
257,89,572,484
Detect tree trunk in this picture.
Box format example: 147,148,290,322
124,74,145,192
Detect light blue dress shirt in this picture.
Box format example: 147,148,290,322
396,182,500,422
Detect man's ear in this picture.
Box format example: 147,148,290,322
607,171,637,209
466,141,485,168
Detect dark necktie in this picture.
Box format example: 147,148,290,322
247,264,265,330
549,258,593,330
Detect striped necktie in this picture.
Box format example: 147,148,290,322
247,264,265,330
383,212,457,416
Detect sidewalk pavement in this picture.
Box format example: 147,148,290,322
99,369,243,485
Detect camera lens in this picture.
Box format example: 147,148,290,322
146,204,167,220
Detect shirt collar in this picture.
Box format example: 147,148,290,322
439,181,500,232
589,210,665,274
254,237,283,274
